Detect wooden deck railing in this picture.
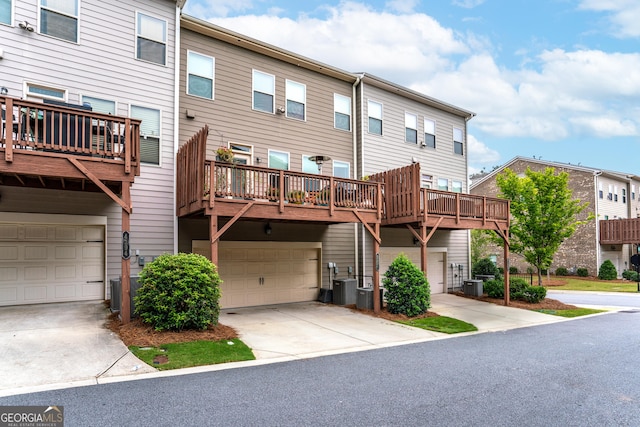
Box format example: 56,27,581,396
1,96,140,174
177,126,381,216
370,163,509,226
600,218,640,244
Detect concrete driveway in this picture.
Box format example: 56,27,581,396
0,301,154,396
0,293,571,396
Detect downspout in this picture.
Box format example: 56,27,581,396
352,74,362,283
594,171,602,274
464,113,475,279
172,4,182,254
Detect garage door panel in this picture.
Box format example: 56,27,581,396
217,242,320,309
380,248,445,295
0,223,105,306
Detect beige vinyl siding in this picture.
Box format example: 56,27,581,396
0,0,178,282
179,29,354,168
321,224,357,287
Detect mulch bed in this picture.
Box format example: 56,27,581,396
106,312,239,347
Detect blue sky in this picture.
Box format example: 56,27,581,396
183,0,640,176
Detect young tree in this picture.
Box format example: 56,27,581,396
471,229,493,266
496,167,591,286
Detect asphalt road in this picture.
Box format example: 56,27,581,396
2,311,640,426
548,290,640,308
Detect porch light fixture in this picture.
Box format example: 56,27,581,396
309,155,331,173
264,223,272,235
18,21,35,32
0,87,7,95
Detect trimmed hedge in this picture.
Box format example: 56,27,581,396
555,267,569,276
134,253,222,331
383,253,430,317
622,270,639,282
598,260,618,280
576,268,589,277
483,277,546,303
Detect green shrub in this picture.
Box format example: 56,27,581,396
598,260,618,280
576,268,589,277
383,253,430,317
510,277,530,294
622,270,639,282
526,266,534,274
484,279,504,298
509,266,519,274
472,257,501,279
555,267,569,276
515,285,547,303
134,253,222,331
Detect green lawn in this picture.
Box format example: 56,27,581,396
397,316,478,334
130,338,255,370
536,308,607,318
546,278,639,293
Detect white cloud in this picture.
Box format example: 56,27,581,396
578,0,640,38
185,0,255,19
385,0,419,14
468,134,501,165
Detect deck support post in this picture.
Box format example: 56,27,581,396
120,183,132,324
210,215,219,267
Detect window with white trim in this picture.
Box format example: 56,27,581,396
334,94,351,131
453,127,464,155
268,150,289,170
253,70,274,113
452,181,462,193
286,80,306,120
0,0,12,25
608,184,613,201
40,0,78,42
614,185,618,202
622,188,627,203
368,100,382,135
131,105,161,165
136,12,167,65
632,184,636,200
187,51,215,99
424,119,436,148
25,82,66,101
405,113,417,144
437,178,448,191
333,160,350,179
598,182,603,199
81,95,115,115
421,174,433,189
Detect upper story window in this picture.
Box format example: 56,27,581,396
334,94,351,131
333,160,350,179
614,185,618,202
81,95,115,115
608,184,613,201
286,80,306,120
421,174,433,189
40,0,78,43
632,184,636,200
253,70,275,114
268,150,289,170
25,82,66,101
453,127,464,155
0,0,12,25
452,181,463,193
424,119,436,148
622,188,627,203
136,12,167,65
405,113,417,144
437,178,448,191
131,105,161,165
368,100,382,135
598,182,603,199
187,51,215,99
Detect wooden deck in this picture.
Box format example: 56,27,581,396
370,164,510,232
177,126,383,225
1,96,141,192
600,218,640,244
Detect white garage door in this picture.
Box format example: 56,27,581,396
380,247,445,294
193,241,321,309
0,223,105,306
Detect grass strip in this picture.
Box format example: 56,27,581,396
397,316,478,334
130,338,255,370
535,308,606,318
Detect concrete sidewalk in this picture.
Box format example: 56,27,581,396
0,294,596,397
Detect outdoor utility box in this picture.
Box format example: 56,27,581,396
464,279,484,297
110,276,142,317
356,287,385,310
333,278,357,305
109,278,121,312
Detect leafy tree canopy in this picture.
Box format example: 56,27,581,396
496,167,592,285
